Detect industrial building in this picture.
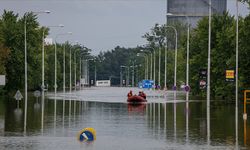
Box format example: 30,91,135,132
167,0,227,27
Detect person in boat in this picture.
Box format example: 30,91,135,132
127,90,133,98
138,91,146,99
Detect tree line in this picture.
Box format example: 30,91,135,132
0,10,91,94
94,11,250,100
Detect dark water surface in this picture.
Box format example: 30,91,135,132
0,87,249,150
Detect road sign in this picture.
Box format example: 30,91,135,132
226,69,235,82
141,80,154,89
185,85,190,92
78,127,96,142
199,80,206,89
34,90,41,97
14,90,23,101
0,75,5,85
199,69,207,79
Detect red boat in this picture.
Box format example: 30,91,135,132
127,95,147,104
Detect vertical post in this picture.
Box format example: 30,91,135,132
24,15,27,133
236,0,239,106
144,57,147,80
158,48,161,88
207,0,212,145
244,91,246,115
244,119,247,146
164,37,167,90
186,25,190,87
154,49,156,89
137,66,139,85
87,60,89,85
174,28,178,90
150,53,152,80
79,56,81,90
94,62,97,86
146,56,149,79
74,52,76,91
63,44,65,93
235,0,239,146
132,62,135,87
54,42,57,94
207,0,212,106
70,47,72,94
128,67,130,86
120,67,122,87
42,29,45,91
165,2,168,90
41,29,45,134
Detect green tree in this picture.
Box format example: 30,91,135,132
189,12,238,99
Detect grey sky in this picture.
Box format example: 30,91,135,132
0,0,249,55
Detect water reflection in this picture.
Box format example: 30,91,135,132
0,88,250,149
41,91,45,135
185,92,189,144
207,93,210,148
174,92,176,142
127,104,146,113
54,94,57,136
13,108,22,125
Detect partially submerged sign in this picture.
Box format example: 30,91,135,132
14,90,23,101
226,69,235,82
141,80,154,89
78,127,96,142
0,75,5,86
34,90,41,97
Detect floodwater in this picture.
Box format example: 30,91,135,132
0,87,249,150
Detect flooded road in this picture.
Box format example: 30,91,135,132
0,87,249,150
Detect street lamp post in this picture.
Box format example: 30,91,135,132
166,13,191,91
42,25,64,93
24,10,50,132
153,48,156,88
140,49,152,80
235,0,239,145
158,48,161,88
127,66,130,86
86,59,94,86
54,32,72,95
70,46,72,94
150,52,153,80
137,53,148,80
134,64,140,86
120,66,123,87
131,62,135,87
207,0,212,107
207,0,212,144
69,42,80,94
165,25,178,90
164,20,168,91
235,0,239,110
79,53,82,90
94,61,97,86
164,37,167,90
120,65,127,86
74,51,77,91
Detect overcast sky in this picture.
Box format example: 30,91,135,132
0,0,249,55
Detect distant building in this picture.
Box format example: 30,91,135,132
167,0,227,27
